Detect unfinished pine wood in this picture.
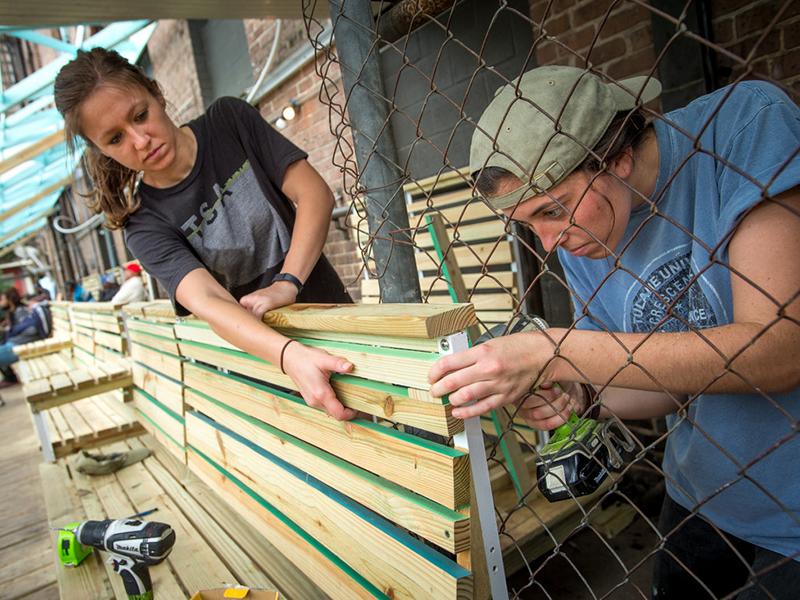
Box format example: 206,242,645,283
94,330,125,353
132,362,183,416
180,327,438,389
126,319,176,339
130,342,182,381
189,450,377,600
129,329,180,356
113,460,238,592
416,242,513,272
186,405,467,553
132,389,184,448
262,303,477,339
186,413,472,600
179,340,457,434
13,335,73,359
183,366,469,509
39,463,113,599
41,394,143,458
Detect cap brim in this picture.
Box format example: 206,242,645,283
611,75,661,109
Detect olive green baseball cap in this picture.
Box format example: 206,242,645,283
470,65,661,210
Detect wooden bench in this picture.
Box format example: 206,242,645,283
109,300,612,599
40,435,318,599
14,302,135,462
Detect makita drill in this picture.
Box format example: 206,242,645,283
65,518,175,600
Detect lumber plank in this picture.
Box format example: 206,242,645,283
60,403,93,442
133,442,287,593
130,342,182,381
132,388,184,448
178,332,438,390
27,376,133,412
94,330,125,353
188,450,377,600
132,362,183,416
136,436,328,600
112,458,237,593
129,329,179,356
183,366,469,509
261,303,477,339
38,462,114,599
126,319,175,339
186,415,471,600
416,242,512,271
179,340,456,432
186,407,468,553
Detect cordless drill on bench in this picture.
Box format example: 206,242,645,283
58,517,175,600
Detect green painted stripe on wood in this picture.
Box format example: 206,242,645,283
188,363,464,458
133,386,184,423
136,408,184,449
190,445,386,599
130,339,182,360
190,411,470,578
186,400,463,521
180,338,447,406
133,361,184,387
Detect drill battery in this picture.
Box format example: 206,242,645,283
536,414,609,502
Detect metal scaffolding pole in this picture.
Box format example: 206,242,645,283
328,0,421,303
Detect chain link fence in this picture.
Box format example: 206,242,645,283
303,1,798,598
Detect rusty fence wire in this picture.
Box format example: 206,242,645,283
303,1,799,598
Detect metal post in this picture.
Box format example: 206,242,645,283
443,332,509,600
328,0,421,303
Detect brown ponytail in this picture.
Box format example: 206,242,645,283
54,47,164,229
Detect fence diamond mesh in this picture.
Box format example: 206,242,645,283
303,1,798,598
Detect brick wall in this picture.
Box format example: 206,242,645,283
712,0,800,96
147,21,205,123
528,0,656,80
528,0,799,97
249,45,363,300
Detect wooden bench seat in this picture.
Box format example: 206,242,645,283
40,435,323,599
36,391,144,459
18,351,132,413
13,302,136,463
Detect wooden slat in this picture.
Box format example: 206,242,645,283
126,319,176,339
129,329,179,356
262,303,477,339
179,342,457,434
94,330,124,353
130,342,182,381
180,329,438,390
416,242,513,271
132,362,183,416
39,463,113,599
132,388,184,448
183,367,469,509
186,404,468,553
188,450,378,600
186,412,472,600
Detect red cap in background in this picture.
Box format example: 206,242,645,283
125,262,142,275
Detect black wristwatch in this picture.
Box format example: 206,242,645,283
271,272,304,294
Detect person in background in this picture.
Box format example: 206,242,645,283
54,48,355,420
68,280,94,302
0,287,49,388
109,263,146,304
99,273,121,301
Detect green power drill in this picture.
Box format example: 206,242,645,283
57,517,176,600
476,314,635,503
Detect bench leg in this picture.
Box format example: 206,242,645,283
32,410,56,463
444,333,509,600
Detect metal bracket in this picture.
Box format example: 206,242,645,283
32,410,55,463
441,332,509,600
